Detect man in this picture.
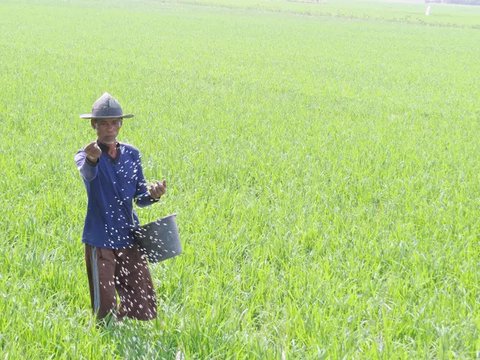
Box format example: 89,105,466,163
75,92,166,322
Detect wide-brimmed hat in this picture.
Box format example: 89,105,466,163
80,92,134,119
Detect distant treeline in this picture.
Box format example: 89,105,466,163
427,0,480,4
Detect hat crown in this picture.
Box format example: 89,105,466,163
89,92,124,118
93,92,121,113
80,92,134,119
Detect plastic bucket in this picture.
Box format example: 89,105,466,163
135,214,181,263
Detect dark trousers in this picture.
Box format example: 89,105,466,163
85,243,157,320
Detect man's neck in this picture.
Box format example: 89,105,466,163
98,137,117,145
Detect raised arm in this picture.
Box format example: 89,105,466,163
134,153,166,207
75,142,101,182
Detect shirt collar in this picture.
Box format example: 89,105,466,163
97,141,120,152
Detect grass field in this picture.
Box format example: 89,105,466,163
0,0,479,358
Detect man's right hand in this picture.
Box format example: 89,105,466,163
84,141,102,163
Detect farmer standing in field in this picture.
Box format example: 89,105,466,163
75,92,166,322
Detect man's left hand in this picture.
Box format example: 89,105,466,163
148,179,167,200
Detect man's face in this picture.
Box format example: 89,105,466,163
92,118,122,142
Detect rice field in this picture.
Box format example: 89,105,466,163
0,0,479,358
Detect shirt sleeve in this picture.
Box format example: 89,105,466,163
134,152,159,208
75,150,98,182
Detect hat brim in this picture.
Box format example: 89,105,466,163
80,113,134,119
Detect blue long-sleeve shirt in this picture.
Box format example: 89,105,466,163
75,142,158,249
